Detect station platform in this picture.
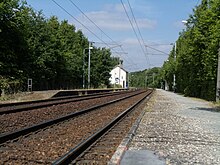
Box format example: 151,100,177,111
109,89,220,165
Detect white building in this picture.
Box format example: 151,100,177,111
109,65,128,88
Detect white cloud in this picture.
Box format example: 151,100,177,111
103,3,129,13
76,4,156,31
122,38,139,45
71,3,159,71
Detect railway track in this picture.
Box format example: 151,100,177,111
0,90,132,114
0,90,139,134
54,89,153,165
0,89,153,164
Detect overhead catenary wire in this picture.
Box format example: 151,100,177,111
148,53,169,56
51,1,121,57
145,45,169,55
126,0,151,66
126,0,146,48
120,0,150,67
68,0,121,48
126,0,173,66
51,0,136,68
68,0,137,67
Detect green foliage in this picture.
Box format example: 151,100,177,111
130,67,161,88
90,48,113,88
0,76,22,95
160,0,220,100
0,0,118,93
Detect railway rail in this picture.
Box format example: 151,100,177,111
0,90,139,134
0,90,146,143
0,89,153,164
54,89,153,165
0,90,132,114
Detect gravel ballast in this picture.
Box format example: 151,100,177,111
0,92,147,164
126,89,220,165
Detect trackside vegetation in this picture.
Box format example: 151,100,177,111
130,0,220,101
0,0,119,94
161,0,220,101
1,0,219,101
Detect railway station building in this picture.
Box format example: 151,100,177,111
109,65,128,88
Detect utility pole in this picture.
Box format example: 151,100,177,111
88,42,91,89
127,72,129,88
88,42,93,89
83,49,85,89
153,73,155,84
145,75,148,88
216,43,220,102
119,59,121,87
173,42,176,92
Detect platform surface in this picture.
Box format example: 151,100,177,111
115,89,220,165
121,150,165,165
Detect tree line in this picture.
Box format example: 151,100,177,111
161,0,220,101
0,0,119,94
130,0,220,101
129,67,161,88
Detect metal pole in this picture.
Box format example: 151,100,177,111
127,72,129,88
216,43,220,102
173,42,176,92
119,59,121,87
146,75,148,88
83,49,85,89
88,42,91,89
153,73,155,84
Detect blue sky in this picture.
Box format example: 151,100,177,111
26,0,201,72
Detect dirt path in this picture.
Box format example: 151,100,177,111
0,90,59,103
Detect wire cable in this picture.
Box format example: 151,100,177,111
126,0,146,47
68,0,121,48
51,0,128,62
68,0,137,67
145,45,169,55
120,0,150,67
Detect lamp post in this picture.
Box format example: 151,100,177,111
83,42,94,89
88,42,93,89
216,43,220,102
145,75,148,88
171,42,176,92
169,42,176,92
83,49,86,89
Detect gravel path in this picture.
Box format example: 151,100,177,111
128,89,220,165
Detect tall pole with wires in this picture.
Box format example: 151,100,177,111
88,42,93,89
83,49,85,89
173,42,176,92
216,43,220,102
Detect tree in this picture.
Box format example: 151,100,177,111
0,0,29,92
0,0,123,93
160,0,220,100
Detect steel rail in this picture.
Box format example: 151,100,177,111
0,90,129,108
0,90,145,144
0,90,134,115
52,90,153,165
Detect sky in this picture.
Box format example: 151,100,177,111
26,0,201,72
